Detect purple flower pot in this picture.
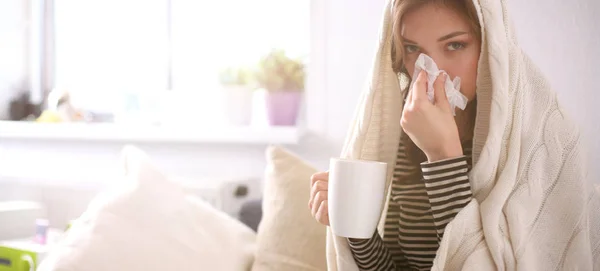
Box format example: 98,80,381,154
264,91,302,126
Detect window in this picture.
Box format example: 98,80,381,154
53,0,309,126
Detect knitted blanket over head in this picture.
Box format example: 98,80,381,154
327,0,600,270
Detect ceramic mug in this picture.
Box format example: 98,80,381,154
328,158,388,239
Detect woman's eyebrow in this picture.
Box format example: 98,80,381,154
402,31,468,44
438,31,468,41
401,37,418,44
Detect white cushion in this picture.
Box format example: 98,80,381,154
251,146,327,271
38,145,256,271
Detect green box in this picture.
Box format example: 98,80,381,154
0,241,46,271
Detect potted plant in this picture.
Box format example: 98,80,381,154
254,49,305,126
219,66,255,126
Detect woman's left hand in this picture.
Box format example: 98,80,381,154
401,70,463,162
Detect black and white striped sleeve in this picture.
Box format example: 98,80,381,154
420,155,472,239
347,231,396,271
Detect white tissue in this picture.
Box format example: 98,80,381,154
410,53,468,115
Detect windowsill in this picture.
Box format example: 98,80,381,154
0,121,303,144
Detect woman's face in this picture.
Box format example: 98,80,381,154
400,3,480,101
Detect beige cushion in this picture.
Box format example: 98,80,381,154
252,146,327,271
38,145,256,271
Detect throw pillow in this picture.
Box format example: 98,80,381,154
252,145,327,271
38,145,256,271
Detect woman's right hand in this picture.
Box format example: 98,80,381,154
309,171,330,226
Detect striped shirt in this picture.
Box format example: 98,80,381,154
348,140,473,271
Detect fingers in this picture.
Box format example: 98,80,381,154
402,70,427,130
309,171,330,225
411,70,428,102
309,175,330,226
433,73,451,112
309,180,328,209
310,171,328,187
315,200,329,225
311,190,327,218
309,171,328,209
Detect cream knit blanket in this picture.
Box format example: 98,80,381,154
326,0,600,270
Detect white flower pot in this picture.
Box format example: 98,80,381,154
222,85,254,126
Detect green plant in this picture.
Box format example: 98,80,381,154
254,49,305,92
219,66,253,86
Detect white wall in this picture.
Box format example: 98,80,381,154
507,0,600,182
322,0,387,143
0,135,338,186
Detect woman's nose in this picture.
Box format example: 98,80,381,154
428,53,448,71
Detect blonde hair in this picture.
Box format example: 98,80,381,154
391,0,482,164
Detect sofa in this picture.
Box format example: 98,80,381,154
34,145,328,271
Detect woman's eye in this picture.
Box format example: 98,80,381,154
404,45,419,54
447,42,466,51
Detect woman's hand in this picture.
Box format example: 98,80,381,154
401,70,463,162
309,171,330,226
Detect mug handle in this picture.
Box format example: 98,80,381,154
21,254,34,271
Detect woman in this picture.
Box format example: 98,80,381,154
309,0,600,270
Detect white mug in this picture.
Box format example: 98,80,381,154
328,158,388,239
